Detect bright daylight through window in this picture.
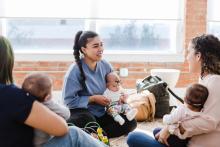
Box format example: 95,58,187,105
207,0,220,38
0,0,183,53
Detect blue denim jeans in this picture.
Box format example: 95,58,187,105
127,131,166,147
153,128,189,147
127,128,189,147
43,126,107,147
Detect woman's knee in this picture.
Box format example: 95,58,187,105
68,111,96,128
153,127,162,137
68,126,82,136
68,126,89,141
125,119,137,132
127,132,142,146
127,131,164,147
42,126,84,147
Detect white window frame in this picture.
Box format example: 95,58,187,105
0,0,184,62
207,0,220,37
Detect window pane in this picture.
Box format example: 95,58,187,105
1,0,183,53
6,19,85,50
4,18,182,52
207,0,220,37
96,20,182,52
208,0,220,21
4,0,91,18
208,22,220,38
97,0,183,19
2,0,183,19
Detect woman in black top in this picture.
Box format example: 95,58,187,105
0,35,106,147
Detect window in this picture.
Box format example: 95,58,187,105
5,19,85,51
97,20,180,52
207,0,220,37
0,0,184,53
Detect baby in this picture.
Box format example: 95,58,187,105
22,73,70,147
154,83,212,146
103,72,137,125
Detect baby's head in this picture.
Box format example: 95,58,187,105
22,73,52,102
106,72,121,92
184,83,209,111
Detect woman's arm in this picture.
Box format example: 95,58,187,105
173,113,217,138
63,77,90,108
172,76,220,138
158,112,217,142
24,101,68,136
89,95,110,106
64,77,110,108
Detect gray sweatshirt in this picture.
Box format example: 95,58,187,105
34,99,70,147
62,59,112,117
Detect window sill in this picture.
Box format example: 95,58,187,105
14,50,184,62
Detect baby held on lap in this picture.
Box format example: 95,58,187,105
103,72,137,125
22,73,70,147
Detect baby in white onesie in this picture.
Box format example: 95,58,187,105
103,72,137,125
163,83,209,138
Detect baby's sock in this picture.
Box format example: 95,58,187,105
114,115,125,125
126,108,138,121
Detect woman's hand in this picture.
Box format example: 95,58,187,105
155,127,170,146
89,95,110,106
179,124,186,134
119,93,128,104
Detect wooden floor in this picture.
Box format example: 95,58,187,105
110,119,164,147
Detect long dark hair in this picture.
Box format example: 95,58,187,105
73,31,98,89
0,36,14,84
191,34,220,77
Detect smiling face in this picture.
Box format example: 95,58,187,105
81,36,104,62
186,42,202,74
106,73,121,92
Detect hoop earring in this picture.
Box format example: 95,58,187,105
203,63,208,70
81,53,85,58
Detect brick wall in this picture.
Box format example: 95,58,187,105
184,0,207,49
13,0,207,90
13,61,200,90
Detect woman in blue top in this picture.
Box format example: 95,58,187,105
0,35,107,147
62,30,137,138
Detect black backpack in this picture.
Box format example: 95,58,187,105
136,75,184,118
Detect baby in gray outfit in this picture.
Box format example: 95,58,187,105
22,73,70,147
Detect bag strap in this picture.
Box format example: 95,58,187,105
158,82,184,104
138,75,184,104
154,76,184,104
167,87,184,104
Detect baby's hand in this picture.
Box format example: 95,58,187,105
157,127,170,146
44,94,52,102
119,93,128,104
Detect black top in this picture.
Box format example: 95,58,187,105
0,83,36,147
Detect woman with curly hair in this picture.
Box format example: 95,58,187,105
127,34,220,147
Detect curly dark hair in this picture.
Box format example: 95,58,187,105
73,31,98,89
191,34,220,77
